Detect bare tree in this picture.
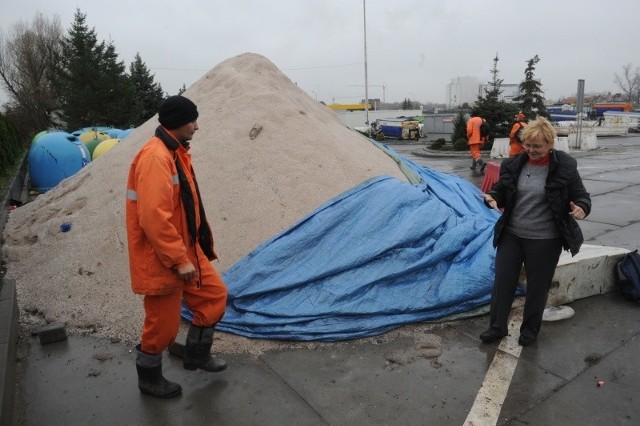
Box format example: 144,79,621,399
0,12,63,137
614,63,640,103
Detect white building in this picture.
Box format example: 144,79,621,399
479,83,520,102
446,76,480,108
448,77,522,108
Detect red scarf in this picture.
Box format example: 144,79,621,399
528,152,551,165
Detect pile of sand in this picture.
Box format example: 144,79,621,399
2,53,408,351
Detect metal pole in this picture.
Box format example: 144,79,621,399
363,0,370,133
576,79,585,150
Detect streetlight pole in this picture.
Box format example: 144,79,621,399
363,0,370,132
576,79,585,150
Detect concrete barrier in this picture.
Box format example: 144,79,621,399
555,137,569,152
568,132,598,150
547,244,629,306
490,138,510,158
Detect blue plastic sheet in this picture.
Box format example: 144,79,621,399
183,147,500,341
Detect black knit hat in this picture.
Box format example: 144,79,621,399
158,95,199,130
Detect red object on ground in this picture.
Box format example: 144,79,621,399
481,162,500,192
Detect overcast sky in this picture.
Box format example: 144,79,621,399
1,0,639,105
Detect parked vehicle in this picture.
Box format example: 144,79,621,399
375,117,421,140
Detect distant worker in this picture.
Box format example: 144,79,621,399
126,95,228,399
509,113,528,157
467,110,487,173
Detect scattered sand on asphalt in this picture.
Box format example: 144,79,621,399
2,52,409,354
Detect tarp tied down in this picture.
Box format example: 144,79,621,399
184,147,500,341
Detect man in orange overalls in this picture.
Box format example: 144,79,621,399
467,111,487,173
509,112,528,157
126,95,228,398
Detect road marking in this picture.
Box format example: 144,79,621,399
464,308,523,426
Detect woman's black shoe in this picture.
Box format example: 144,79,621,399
518,334,537,346
480,328,506,343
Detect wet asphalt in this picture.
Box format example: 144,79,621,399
7,134,640,425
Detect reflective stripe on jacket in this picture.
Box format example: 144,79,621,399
126,134,214,295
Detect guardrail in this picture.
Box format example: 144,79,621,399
0,152,28,239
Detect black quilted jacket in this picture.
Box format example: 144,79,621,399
487,149,592,256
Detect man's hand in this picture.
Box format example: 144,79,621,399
175,262,196,281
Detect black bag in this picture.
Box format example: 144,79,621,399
480,120,491,138
616,250,640,302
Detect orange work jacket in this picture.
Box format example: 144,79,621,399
126,133,216,295
466,116,484,144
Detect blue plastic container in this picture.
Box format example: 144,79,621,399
119,128,134,140
28,132,91,193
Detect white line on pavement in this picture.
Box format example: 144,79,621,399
463,308,523,426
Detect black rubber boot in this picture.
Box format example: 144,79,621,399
478,158,487,174
470,159,477,171
135,345,182,398
183,325,227,372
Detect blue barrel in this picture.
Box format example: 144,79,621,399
106,128,122,139
28,132,91,193
119,128,134,140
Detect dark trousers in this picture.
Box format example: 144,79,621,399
488,231,563,338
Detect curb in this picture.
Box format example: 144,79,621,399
410,148,470,158
410,147,599,159
0,278,18,426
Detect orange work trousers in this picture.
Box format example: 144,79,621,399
140,266,227,355
469,142,483,161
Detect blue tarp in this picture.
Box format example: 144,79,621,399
183,146,500,341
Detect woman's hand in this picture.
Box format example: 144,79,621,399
481,194,500,211
569,201,586,220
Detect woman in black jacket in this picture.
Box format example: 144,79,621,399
480,117,591,346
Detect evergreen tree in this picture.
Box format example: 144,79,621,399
54,9,104,130
129,52,164,124
96,42,139,127
513,55,548,119
451,111,468,143
474,54,518,138
54,9,139,130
